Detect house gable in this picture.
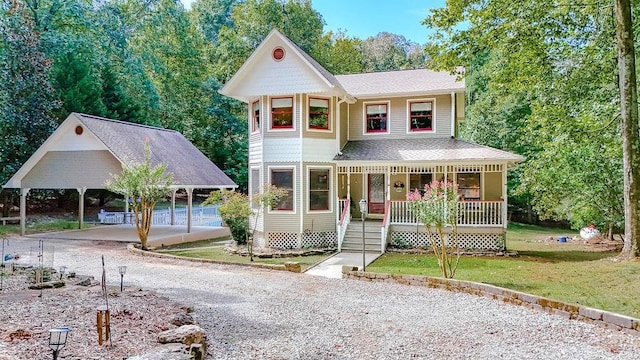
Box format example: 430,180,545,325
220,29,342,102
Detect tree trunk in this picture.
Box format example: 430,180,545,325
615,0,640,259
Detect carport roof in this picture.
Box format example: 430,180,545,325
3,113,238,189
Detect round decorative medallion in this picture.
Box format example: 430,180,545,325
272,47,285,61
75,125,83,135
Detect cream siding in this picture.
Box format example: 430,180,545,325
301,138,338,162
22,151,122,189
348,95,452,140
263,138,301,162
339,101,349,148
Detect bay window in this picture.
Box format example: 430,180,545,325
271,169,294,210
308,97,329,130
271,97,293,129
309,168,330,211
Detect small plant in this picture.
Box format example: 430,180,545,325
392,235,411,249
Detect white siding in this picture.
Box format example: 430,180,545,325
301,138,337,162
50,120,107,151
263,138,301,162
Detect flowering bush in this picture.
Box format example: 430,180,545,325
406,180,460,278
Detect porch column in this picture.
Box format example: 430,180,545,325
20,188,30,236
124,195,129,213
502,165,508,229
170,189,177,225
347,171,351,199
77,187,87,229
386,166,391,201
186,187,193,233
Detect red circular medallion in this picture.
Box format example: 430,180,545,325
75,126,83,135
272,47,285,61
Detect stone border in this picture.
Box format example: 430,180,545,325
127,244,301,273
342,267,640,336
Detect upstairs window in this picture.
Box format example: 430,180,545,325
308,98,330,130
271,169,294,211
271,97,293,129
409,101,434,132
365,103,388,133
309,168,330,211
252,100,260,132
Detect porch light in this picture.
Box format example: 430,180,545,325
359,199,367,271
48,327,70,360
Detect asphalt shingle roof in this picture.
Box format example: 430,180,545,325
334,138,524,162
76,113,237,188
335,69,465,98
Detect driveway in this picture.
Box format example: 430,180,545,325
5,237,639,359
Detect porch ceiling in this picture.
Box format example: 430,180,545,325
334,138,525,163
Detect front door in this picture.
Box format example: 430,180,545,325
368,174,385,214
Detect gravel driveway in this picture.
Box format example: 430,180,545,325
4,237,640,359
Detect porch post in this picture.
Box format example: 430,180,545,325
77,187,87,229
186,187,193,233
124,195,129,213
502,164,508,229
20,188,30,236
170,188,177,225
386,166,391,201
347,170,351,200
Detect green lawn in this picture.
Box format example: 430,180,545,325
158,246,333,271
367,223,640,318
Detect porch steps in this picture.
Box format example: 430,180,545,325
341,219,383,253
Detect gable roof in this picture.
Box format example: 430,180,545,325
334,138,524,164
4,113,237,189
335,69,465,98
219,29,351,102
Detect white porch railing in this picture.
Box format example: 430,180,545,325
388,200,504,227
336,198,351,251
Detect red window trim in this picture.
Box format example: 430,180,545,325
271,169,294,211
365,103,389,133
409,100,434,132
309,169,330,211
252,100,260,133
271,96,294,129
308,97,330,130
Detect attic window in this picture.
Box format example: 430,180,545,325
75,126,83,135
272,47,285,61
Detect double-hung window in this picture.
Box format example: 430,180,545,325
308,98,329,130
309,169,330,211
409,101,434,132
409,173,433,194
457,173,481,200
271,97,293,129
252,100,260,132
365,103,388,133
250,168,260,209
271,169,294,210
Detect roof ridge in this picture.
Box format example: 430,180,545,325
74,113,179,133
335,68,441,77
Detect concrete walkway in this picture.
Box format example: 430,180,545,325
27,224,230,247
305,251,382,278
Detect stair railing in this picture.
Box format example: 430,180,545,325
337,198,351,252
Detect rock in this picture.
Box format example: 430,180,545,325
284,262,301,273
170,313,194,326
190,343,205,360
71,276,93,286
158,325,204,346
126,344,190,360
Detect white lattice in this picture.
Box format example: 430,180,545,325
390,232,504,250
302,231,337,248
268,232,300,249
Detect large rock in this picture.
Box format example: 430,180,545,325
170,313,194,326
126,344,190,360
158,325,204,346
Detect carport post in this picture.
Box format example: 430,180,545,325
170,189,177,225
186,187,193,233
20,188,30,236
77,187,87,229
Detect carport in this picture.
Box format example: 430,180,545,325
3,113,237,236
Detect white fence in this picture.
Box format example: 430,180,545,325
98,205,222,227
388,200,504,227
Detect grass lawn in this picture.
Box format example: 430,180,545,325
157,243,334,272
367,222,640,318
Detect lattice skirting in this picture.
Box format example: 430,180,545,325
267,232,337,249
390,231,505,250
302,232,337,248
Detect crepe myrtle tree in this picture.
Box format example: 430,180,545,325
105,141,174,250
406,180,461,278
204,185,287,261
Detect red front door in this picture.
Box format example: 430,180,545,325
368,174,385,214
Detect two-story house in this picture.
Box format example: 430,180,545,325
220,29,524,253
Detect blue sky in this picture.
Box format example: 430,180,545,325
181,0,446,44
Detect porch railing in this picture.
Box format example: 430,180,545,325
388,200,504,227
336,198,351,251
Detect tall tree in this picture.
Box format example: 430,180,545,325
614,0,640,257
0,0,60,213
361,32,425,72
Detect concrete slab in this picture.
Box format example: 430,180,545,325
305,251,382,279
27,224,230,247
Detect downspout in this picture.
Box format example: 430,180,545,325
299,93,304,247
450,92,456,138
